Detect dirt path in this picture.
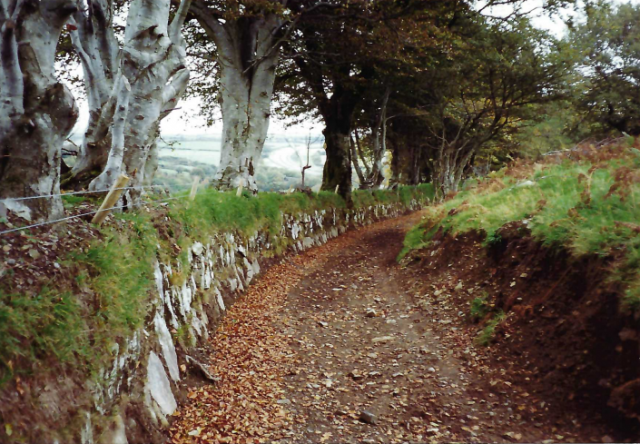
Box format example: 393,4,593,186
169,211,617,444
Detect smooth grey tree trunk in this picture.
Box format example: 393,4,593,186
351,89,390,190
366,88,390,189
68,0,192,201
432,143,474,200
193,5,282,192
119,0,191,203
65,0,119,186
0,0,80,221
350,135,367,186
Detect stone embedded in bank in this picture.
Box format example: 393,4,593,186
146,352,178,416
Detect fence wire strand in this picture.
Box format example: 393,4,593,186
0,193,190,236
2,185,165,202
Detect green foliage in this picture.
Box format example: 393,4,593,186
469,294,491,321
0,288,84,383
566,1,640,136
507,101,586,159
386,12,572,192
475,311,506,346
403,142,640,311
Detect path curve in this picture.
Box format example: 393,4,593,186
169,211,613,444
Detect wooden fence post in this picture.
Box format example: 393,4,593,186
189,176,201,201
236,178,244,197
92,174,130,225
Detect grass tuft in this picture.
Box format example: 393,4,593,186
474,311,506,346
469,294,491,320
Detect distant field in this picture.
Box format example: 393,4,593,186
158,140,218,151
158,137,326,173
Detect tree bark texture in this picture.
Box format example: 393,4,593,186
362,87,390,189
322,127,352,204
68,0,192,200
317,83,359,204
350,134,367,186
0,0,80,221
431,143,474,200
65,0,119,185
389,140,424,188
193,5,282,192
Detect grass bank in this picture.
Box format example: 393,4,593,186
401,139,640,310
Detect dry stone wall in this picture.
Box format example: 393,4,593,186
55,199,424,444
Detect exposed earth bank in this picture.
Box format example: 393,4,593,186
169,211,639,443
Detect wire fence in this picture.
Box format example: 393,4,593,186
0,191,191,237
4,185,165,202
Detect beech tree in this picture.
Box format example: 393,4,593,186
277,0,454,203
567,1,640,136
66,0,192,201
0,0,80,221
425,18,568,197
188,0,287,192
387,119,431,187
372,10,569,198
350,86,391,189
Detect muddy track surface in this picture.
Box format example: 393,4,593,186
169,211,620,444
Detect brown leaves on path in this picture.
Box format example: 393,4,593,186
168,229,363,444
168,257,304,443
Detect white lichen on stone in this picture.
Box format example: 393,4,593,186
154,312,180,382
146,352,177,416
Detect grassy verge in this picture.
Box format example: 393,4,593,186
168,185,434,247
0,211,159,384
401,140,640,310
